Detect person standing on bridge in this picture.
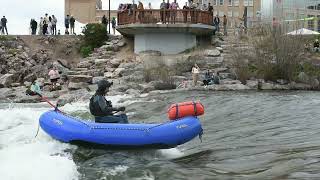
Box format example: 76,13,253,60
170,0,180,24
160,0,166,24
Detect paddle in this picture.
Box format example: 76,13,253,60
34,92,63,113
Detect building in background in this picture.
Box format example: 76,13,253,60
195,0,320,32
194,0,261,28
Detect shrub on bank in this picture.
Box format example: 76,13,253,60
80,23,108,57
233,25,306,82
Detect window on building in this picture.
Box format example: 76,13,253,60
228,0,233,6
219,11,225,16
244,0,253,6
228,10,233,17
248,9,253,17
233,10,239,17
308,15,315,31
233,0,239,6
219,0,224,6
213,0,217,6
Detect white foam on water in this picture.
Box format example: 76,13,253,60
158,148,185,159
0,106,79,180
102,165,129,176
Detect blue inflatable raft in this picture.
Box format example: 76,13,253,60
39,111,203,149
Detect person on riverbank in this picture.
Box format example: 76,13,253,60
111,17,116,35
65,15,70,34
102,15,108,32
48,66,60,91
223,15,227,36
51,15,57,35
214,14,220,32
203,70,213,86
192,63,200,87
1,16,8,35
89,80,128,124
30,19,38,35
26,78,42,96
165,0,171,24
213,72,220,85
42,17,48,35
70,16,76,35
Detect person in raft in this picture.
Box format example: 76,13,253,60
89,80,128,123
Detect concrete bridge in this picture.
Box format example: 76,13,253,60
65,0,117,24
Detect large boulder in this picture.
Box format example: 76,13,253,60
94,59,108,66
110,59,122,68
77,60,93,68
57,89,91,106
68,75,93,83
113,68,125,77
68,82,88,90
92,76,106,84
204,49,221,57
0,74,15,88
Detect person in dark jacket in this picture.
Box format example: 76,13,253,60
89,80,128,123
30,19,38,35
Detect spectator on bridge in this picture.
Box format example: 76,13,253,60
182,2,189,23
102,15,108,32
30,19,38,35
165,0,171,24
65,15,70,34
111,17,116,35
137,1,144,23
70,16,76,35
160,0,166,24
1,16,8,35
170,0,180,24
52,15,57,35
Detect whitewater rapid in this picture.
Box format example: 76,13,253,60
0,94,184,180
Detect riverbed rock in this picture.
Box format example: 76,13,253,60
57,89,91,106
92,76,106,84
68,75,93,83
0,74,15,88
204,49,221,57
110,59,122,68
68,82,89,90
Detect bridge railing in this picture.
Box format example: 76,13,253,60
117,9,213,26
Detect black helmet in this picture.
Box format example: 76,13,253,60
97,80,113,90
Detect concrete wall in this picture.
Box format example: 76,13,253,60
134,33,197,55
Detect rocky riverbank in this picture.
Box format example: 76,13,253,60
0,34,318,105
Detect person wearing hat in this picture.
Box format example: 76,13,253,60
89,80,128,123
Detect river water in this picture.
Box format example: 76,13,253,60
1,91,320,180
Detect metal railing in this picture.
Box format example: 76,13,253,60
117,9,213,26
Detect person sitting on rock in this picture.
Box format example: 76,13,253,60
314,39,319,52
89,80,128,124
203,70,213,86
48,66,60,91
213,72,221,85
26,78,41,96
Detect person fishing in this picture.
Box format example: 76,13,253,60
89,80,128,123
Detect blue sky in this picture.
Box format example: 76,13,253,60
0,0,185,35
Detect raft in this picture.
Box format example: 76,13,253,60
39,110,203,149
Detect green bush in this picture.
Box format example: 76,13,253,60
80,23,108,57
80,45,93,58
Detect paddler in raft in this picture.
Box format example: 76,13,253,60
89,79,128,124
